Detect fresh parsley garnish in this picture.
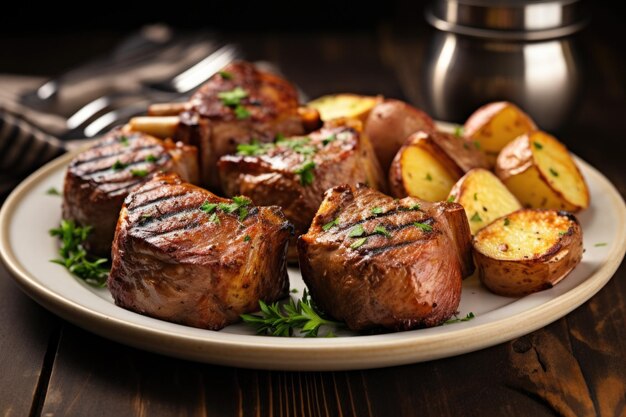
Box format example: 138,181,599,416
350,237,368,249
414,222,433,232
46,187,61,196
549,167,559,177
453,125,464,137
237,139,272,156
241,289,341,337
348,224,365,238
322,218,340,231
290,288,298,293
425,173,433,181
209,212,220,224
447,195,456,203
400,203,421,211
201,196,251,222
218,86,248,106
219,70,233,80
594,242,608,247
111,160,127,171
470,212,482,222
322,134,336,146
200,202,218,214
504,218,510,226
473,192,478,201
444,312,475,325
49,220,109,287
119,135,129,146
295,161,316,186
130,169,149,178
474,141,481,149
234,105,251,120
145,154,157,163
244,235,251,242
371,207,383,215
533,141,543,150
374,225,391,238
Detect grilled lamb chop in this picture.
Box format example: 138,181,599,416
138,61,321,190
108,172,292,330
298,184,474,332
62,129,199,256
218,119,386,259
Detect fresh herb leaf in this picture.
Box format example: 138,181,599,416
119,135,129,146
234,104,251,120
447,195,456,202
238,206,249,222
237,139,273,156
130,169,149,178
504,217,510,226
414,222,433,232
244,235,251,242
145,154,157,163
463,142,470,150
219,70,233,80
215,196,251,221
322,218,340,231
209,212,220,224
400,203,421,211
549,167,559,177
444,312,475,325
371,207,383,215
294,161,316,186
425,173,433,181
470,212,482,222
594,242,608,247
46,187,61,196
200,202,218,214
111,160,127,171
533,141,543,150
474,141,481,149
348,224,365,238
139,214,152,225
275,133,285,142
350,237,368,249
558,231,568,236
241,289,341,337
49,220,109,286
374,225,391,238
218,86,248,106
322,134,336,146
290,288,298,293
454,125,464,137
473,192,478,201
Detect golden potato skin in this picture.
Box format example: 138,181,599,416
448,168,522,235
464,101,536,166
364,99,436,172
430,131,490,173
496,131,589,212
308,94,382,123
473,209,583,297
389,132,464,201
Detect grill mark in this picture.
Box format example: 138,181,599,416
136,206,201,225
91,133,142,149
129,191,193,211
141,220,203,238
130,182,171,197
83,157,166,177
334,209,428,232
357,238,431,256
104,179,146,195
73,145,163,166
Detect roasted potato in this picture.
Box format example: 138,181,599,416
448,168,522,235
464,101,536,166
430,130,490,173
496,131,589,212
473,209,583,297
308,94,381,123
389,131,464,201
364,99,436,171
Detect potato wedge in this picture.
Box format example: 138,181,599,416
389,131,464,201
364,99,436,171
430,131,490,173
308,94,381,123
473,209,583,297
464,102,536,166
448,168,522,235
496,131,589,212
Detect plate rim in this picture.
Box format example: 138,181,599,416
1,151,625,371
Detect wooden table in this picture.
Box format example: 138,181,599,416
1,25,625,417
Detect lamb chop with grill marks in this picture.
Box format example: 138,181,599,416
298,184,474,332
108,172,292,330
62,129,199,256
131,61,321,190
218,118,386,259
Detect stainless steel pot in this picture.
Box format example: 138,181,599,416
422,0,588,131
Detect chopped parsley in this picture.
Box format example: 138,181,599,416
400,203,421,211
200,202,218,214
237,139,272,156
350,237,367,249
374,225,391,238
444,312,475,325
453,125,464,137
111,160,127,171
594,242,608,247
234,105,251,120
244,235,251,242
474,141,481,150
201,196,251,222
322,134,336,146
145,154,157,163
218,86,248,106
414,222,433,232
322,218,340,231
130,169,149,178
470,212,482,222
290,288,298,293
294,161,316,186
348,224,365,238
275,133,285,142
46,187,61,196
119,135,129,146
425,173,433,181
209,212,220,224
549,167,559,177
533,141,543,150
504,217,510,226
473,192,478,201
219,70,233,80
371,207,383,215
447,195,456,203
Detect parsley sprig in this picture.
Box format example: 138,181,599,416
49,220,109,287
444,312,476,325
218,86,250,120
241,289,341,337
200,196,252,222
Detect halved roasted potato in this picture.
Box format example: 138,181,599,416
448,168,522,235
473,209,583,297
464,102,536,166
496,131,589,212
364,99,436,171
389,131,463,201
308,94,382,123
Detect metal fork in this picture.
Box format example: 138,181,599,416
61,44,241,139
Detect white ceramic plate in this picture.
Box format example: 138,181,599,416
1,151,625,371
